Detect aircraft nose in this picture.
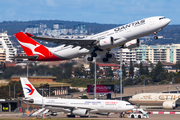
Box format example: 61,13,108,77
166,18,171,24
130,105,134,109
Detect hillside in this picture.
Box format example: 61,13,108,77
0,20,180,47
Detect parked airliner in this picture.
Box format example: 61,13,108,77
129,93,180,109
20,77,134,117
12,16,170,62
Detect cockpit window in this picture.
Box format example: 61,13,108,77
126,104,132,106
159,17,165,20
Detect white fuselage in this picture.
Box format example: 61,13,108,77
31,97,134,113
129,93,180,106
48,16,170,60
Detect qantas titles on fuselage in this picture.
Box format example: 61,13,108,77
114,19,145,33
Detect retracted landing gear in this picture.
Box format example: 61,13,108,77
154,32,158,40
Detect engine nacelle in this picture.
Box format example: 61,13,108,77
98,37,114,48
23,98,34,103
72,109,89,116
162,101,176,109
123,39,140,49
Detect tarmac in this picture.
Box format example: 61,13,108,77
0,112,180,120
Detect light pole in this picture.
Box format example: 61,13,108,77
39,88,48,109
143,79,145,93
8,84,11,97
119,48,122,100
94,57,97,99
14,83,18,98
49,84,50,97
27,60,29,78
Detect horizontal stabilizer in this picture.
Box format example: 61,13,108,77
25,32,34,37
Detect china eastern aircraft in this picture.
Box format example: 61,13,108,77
129,93,180,109
20,77,134,117
12,16,170,62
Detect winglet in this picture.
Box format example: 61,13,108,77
25,32,34,37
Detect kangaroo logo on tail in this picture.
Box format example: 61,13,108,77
25,84,35,95
18,41,45,57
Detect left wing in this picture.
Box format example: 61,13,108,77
25,32,97,47
45,105,94,111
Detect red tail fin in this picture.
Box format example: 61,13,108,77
14,32,62,61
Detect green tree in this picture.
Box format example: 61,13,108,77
129,61,134,78
150,61,165,82
175,61,180,69
123,78,133,86
68,88,80,93
63,63,73,79
89,62,99,78
139,62,144,75
105,67,114,79
145,66,149,76
74,67,81,77
89,62,94,78
122,64,126,77
37,83,54,96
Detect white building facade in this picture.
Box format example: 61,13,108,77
0,31,17,61
115,44,180,64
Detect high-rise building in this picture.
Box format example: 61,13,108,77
0,31,17,62
115,49,136,63
115,44,180,64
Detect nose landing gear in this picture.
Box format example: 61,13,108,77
154,32,158,39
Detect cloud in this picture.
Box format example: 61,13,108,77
46,0,56,7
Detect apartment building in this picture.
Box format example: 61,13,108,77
115,49,136,63
0,31,17,62
115,44,180,64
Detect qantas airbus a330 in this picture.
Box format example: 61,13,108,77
12,16,170,62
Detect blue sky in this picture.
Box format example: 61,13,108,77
0,0,179,24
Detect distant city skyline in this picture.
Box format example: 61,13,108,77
0,0,179,24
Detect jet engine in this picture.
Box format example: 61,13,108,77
72,109,89,116
123,39,140,49
162,101,176,109
23,98,34,103
97,37,114,48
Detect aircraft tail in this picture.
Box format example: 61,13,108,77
14,32,60,61
20,77,42,98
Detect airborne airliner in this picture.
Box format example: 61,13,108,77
12,16,170,62
20,77,134,117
